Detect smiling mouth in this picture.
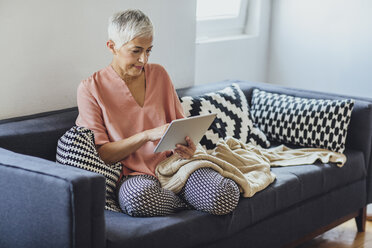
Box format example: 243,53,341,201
134,65,143,70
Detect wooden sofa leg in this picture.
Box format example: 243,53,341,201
355,207,366,232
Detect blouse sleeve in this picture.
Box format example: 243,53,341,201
75,82,110,145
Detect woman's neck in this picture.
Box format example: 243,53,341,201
110,63,143,84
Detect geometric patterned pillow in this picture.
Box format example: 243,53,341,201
56,126,122,212
180,83,270,152
250,89,354,153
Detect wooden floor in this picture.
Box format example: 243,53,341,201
297,219,372,248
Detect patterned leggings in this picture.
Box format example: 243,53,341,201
117,168,240,217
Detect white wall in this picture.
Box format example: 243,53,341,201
0,0,196,119
4,0,371,120
195,0,272,84
268,0,372,98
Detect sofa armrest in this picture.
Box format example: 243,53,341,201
0,148,106,248
348,100,372,204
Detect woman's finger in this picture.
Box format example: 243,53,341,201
186,136,195,149
177,144,193,154
175,149,187,158
175,145,192,159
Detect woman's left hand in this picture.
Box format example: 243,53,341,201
174,136,196,159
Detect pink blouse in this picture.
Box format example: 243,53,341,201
76,63,185,177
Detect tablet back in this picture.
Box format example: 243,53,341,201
153,113,216,153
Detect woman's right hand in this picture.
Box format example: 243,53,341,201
97,123,170,164
145,124,169,142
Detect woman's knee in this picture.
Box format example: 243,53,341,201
118,175,184,217
184,168,240,215
211,177,240,215
118,175,162,216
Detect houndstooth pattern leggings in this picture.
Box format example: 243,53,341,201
117,168,240,217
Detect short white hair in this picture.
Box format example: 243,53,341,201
108,9,154,50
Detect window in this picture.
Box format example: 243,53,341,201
196,0,249,40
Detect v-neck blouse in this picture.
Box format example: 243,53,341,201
76,63,185,177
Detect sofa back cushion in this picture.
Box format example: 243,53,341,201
0,107,78,161
56,126,122,212
179,83,270,152
250,89,355,153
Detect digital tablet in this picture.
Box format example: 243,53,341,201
153,113,217,153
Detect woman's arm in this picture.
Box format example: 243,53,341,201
97,124,169,164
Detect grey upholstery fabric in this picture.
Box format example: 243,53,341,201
0,107,78,161
104,148,365,248
203,180,365,248
1,80,371,248
0,148,106,248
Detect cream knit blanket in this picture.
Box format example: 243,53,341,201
155,137,346,198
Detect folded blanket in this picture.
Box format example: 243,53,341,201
155,137,346,198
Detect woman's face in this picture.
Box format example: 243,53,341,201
110,36,153,79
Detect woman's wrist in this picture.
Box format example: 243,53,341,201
142,130,150,142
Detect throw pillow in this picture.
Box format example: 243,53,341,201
56,126,122,212
250,89,354,153
180,83,270,152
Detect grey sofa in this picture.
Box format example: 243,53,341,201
1,80,371,248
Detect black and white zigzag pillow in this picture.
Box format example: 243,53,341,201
180,83,270,152
56,126,122,212
250,89,354,153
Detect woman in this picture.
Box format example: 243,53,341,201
76,9,240,217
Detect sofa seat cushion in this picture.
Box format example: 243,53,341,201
105,210,230,248
104,149,365,248
229,149,365,231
